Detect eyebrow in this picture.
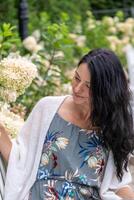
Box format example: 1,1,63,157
75,70,90,84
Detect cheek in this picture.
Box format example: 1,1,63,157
86,90,90,97
71,79,76,88
85,88,91,98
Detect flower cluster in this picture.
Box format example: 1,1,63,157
103,16,134,52
87,12,134,59
23,35,43,53
0,102,24,138
0,55,37,102
69,33,86,47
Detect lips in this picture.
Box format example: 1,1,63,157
73,93,83,98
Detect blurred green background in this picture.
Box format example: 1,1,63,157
0,0,134,116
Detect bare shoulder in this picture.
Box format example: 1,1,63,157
57,95,73,116
57,95,94,130
36,95,68,109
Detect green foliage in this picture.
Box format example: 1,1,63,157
89,0,134,13
0,2,133,116
29,12,78,68
0,0,134,29
85,21,110,49
34,0,89,24
17,64,70,116
15,16,75,114
115,10,125,21
0,0,18,24
0,23,21,59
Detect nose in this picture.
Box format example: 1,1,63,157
74,82,84,93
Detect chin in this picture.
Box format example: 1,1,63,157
72,94,87,104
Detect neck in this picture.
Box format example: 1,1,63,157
72,99,91,121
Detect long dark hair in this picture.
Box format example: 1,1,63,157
78,48,134,181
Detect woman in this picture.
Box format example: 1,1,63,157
0,48,134,200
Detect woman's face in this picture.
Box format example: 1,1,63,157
72,63,91,105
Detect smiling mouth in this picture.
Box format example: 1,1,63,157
73,93,84,98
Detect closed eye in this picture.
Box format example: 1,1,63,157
74,76,80,81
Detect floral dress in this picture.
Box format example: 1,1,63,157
28,112,108,200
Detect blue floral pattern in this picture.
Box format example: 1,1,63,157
79,131,106,184
29,113,108,200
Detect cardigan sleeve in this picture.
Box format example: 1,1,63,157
108,168,132,191
8,98,45,169
0,154,6,200
100,151,132,200
4,95,68,200
4,97,47,200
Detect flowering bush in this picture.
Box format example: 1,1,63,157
23,35,43,53
0,54,37,137
0,103,24,138
0,47,37,137
85,11,134,66
0,54,37,103
17,20,74,113
1,13,134,122
1,12,134,138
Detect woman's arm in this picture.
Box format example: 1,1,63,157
0,124,12,162
116,186,134,199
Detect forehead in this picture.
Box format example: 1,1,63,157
76,63,91,80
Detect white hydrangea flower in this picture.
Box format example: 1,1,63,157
0,88,17,102
126,18,134,25
69,34,86,47
69,33,78,40
0,103,24,138
87,18,96,30
0,55,37,102
32,30,41,42
23,36,37,51
54,51,64,58
121,36,130,45
75,35,86,47
23,36,42,52
108,27,117,34
123,23,133,36
102,16,114,26
116,22,127,33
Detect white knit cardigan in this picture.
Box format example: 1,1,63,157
4,95,132,200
